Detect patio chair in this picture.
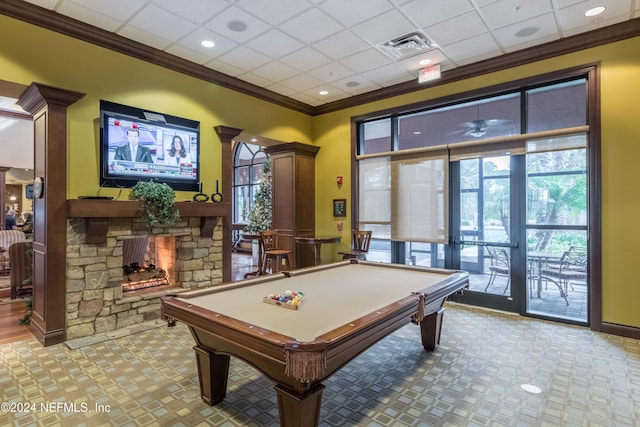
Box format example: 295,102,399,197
539,246,586,305
484,246,510,294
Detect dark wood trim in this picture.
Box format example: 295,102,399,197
0,0,314,116
1,0,638,116
66,199,229,218
67,199,229,243
351,64,605,332
215,126,243,283
600,322,640,340
315,19,640,115
17,82,85,347
587,65,602,331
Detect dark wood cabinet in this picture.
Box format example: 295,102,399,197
265,142,319,268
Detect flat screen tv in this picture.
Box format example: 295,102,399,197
100,100,200,192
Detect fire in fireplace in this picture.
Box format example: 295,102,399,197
121,236,176,292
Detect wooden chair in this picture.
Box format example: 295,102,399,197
260,230,292,274
339,230,372,260
9,241,32,299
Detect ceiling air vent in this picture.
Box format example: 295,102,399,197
376,31,435,61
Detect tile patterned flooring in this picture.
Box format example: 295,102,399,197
2,303,639,426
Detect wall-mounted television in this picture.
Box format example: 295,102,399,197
100,100,200,192
25,184,33,199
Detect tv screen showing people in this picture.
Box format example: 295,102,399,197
101,107,200,191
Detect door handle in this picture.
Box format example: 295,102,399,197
459,240,519,249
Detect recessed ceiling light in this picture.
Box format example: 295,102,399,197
251,138,258,142
228,19,248,32
413,131,421,135
345,81,360,88
201,40,215,48
585,6,606,17
319,90,329,96
418,59,432,66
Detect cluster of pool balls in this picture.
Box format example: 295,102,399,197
266,290,304,306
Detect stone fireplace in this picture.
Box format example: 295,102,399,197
65,213,223,340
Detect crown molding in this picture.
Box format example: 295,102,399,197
1,0,639,116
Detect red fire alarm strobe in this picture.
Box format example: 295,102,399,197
337,176,343,185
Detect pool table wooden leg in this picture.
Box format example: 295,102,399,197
275,383,325,427
193,345,230,405
419,307,445,351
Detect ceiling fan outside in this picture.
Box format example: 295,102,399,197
455,104,509,138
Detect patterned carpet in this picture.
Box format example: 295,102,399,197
1,303,639,426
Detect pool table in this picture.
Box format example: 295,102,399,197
161,260,468,427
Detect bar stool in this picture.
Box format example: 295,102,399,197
261,230,292,274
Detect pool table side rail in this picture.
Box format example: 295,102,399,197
160,266,469,384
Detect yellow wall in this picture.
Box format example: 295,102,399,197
0,14,313,199
2,13,640,329
313,36,640,329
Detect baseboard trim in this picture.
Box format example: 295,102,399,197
600,322,640,340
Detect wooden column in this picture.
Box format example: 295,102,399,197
214,125,243,283
265,142,319,268
17,83,85,346
0,166,9,228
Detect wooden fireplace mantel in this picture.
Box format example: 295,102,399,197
67,199,230,243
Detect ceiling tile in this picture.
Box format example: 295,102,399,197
319,0,394,27
204,6,271,43
64,0,146,22
279,8,343,44
214,45,272,72
244,29,305,59
306,61,354,83
425,10,488,47
481,0,554,30
247,60,301,83
400,0,475,28
22,0,57,9
557,0,633,36
169,27,237,62
153,0,230,25
279,47,332,72
397,49,449,72
118,25,173,50
362,62,415,86
312,31,370,60
492,12,560,51
350,9,417,45
166,29,237,65
126,4,197,42
441,32,502,65
340,48,392,74
56,1,125,32
333,75,382,95
279,73,325,92
235,0,312,25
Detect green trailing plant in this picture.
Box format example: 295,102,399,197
130,181,180,227
244,162,272,233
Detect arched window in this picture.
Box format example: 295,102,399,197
233,142,269,225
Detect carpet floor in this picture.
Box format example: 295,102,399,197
1,303,639,426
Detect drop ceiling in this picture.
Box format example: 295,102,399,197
10,0,640,109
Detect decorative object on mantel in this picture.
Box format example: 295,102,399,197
211,179,223,203
130,181,180,227
192,182,209,203
244,162,272,233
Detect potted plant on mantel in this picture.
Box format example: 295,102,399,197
130,181,180,227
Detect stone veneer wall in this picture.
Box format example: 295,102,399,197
65,216,223,340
